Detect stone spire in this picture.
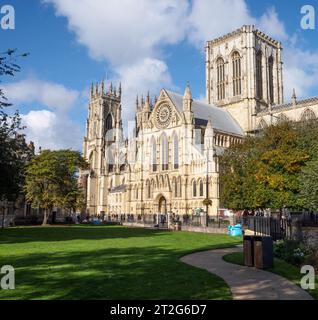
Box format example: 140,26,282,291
118,82,122,99
291,88,297,106
183,81,193,113
184,81,192,100
108,82,113,95
136,94,139,109
95,82,99,96
144,91,151,111
101,80,105,95
90,82,94,98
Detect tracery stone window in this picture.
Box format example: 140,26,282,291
161,133,168,171
173,133,179,169
199,179,204,197
232,51,241,96
193,180,197,197
256,51,263,100
268,56,274,104
216,57,226,100
151,137,157,172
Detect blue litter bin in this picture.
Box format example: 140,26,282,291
228,224,243,236
91,218,101,225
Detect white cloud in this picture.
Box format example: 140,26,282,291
187,0,254,49
22,110,83,151
258,7,288,41
3,78,83,150
41,0,318,117
4,78,79,112
283,47,318,99
44,0,189,67
116,58,172,123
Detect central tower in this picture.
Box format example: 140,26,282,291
205,25,284,132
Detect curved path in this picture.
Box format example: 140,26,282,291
181,247,313,300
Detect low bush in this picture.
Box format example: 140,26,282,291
273,240,309,266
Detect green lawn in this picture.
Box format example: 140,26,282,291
0,225,241,300
223,252,318,300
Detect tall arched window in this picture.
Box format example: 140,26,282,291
216,57,226,100
232,51,241,96
105,114,113,142
106,114,113,131
173,133,179,169
135,187,138,200
256,51,263,100
199,180,204,197
268,56,274,104
178,176,182,197
151,137,157,172
193,180,197,197
161,134,168,171
173,177,178,197
147,181,151,199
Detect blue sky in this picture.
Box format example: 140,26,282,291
1,0,318,151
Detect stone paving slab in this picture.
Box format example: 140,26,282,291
181,247,313,300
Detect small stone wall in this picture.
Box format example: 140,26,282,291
303,227,318,249
181,225,228,234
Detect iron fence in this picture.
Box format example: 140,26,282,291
246,216,292,241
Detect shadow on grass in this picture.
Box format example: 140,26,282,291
0,243,238,300
0,225,165,244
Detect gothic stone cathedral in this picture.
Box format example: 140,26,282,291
82,25,318,218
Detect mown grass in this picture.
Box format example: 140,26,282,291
0,225,242,300
223,251,318,300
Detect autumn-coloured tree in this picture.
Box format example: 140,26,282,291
220,122,316,212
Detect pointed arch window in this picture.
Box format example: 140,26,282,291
173,133,179,169
147,181,151,199
161,134,168,171
232,51,242,96
199,180,204,197
216,57,226,100
106,114,113,130
193,180,197,197
268,56,274,104
173,178,178,197
151,138,157,172
256,51,263,100
178,176,182,197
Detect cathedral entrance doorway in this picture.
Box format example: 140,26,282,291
158,196,168,229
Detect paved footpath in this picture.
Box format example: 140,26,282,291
181,247,313,300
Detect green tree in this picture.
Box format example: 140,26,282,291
24,150,88,225
299,160,318,210
220,122,312,212
1,49,31,225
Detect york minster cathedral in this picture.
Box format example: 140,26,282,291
82,25,318,218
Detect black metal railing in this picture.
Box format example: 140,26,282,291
246,216,292,241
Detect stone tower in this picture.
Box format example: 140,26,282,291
83,81,123,215
205,25,284,133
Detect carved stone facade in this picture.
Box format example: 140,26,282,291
82,25,318,217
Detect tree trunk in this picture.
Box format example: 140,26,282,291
42,208,51,225
1,206,5,229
